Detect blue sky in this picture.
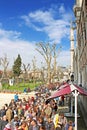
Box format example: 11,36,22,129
0,0,75,69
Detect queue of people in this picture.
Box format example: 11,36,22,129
0,91,74,130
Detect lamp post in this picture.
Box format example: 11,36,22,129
70,73,74,82
72,89,79,130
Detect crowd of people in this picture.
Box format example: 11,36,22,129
0,90,75,130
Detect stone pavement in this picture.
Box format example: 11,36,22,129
0,91,35,109
0,90,54,109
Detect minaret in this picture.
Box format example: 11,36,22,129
70,22,74,75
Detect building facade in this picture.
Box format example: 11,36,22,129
73,0,87,125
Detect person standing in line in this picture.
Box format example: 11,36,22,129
0,115,8,130
6,106,13,123
14,93,19,102
3,123,11,130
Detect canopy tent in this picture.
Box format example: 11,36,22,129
49,83,87,99
47,83,87,130
58,82,69,90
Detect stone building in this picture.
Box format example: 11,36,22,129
73,0,87,125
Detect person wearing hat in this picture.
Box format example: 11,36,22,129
11,114,20,130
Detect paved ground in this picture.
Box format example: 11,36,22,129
0,91,35,109
0,91,87,130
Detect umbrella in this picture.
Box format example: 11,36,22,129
48,83,87,130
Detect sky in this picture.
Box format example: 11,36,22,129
0,0,75,69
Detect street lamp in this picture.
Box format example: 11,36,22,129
71,73,74,82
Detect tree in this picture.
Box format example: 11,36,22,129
36,42,61,83
12,54,22,77
22,63,30,80
32,56,37,86
57,66,64,81
0,54,9,78
41,61,45,83
51,44,62,82
36,42,52,83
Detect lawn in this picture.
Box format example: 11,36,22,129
1,82,41,92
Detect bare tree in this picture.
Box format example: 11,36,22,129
32,56,37,86
22,63,31,80
51,44,62,82
0,54,9,78
57,66,64,81
36,42,52,83
40,62,45,83
36,42,61,83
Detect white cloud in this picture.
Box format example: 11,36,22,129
0,28,45,69
0,36,70,70
21,15,31,26
43,20,70,43
0,5,72,69
29,10,53,24
21,6,72,44
0,29,21,40
57,50,70,67
0,37,45,69
59,5,65,14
